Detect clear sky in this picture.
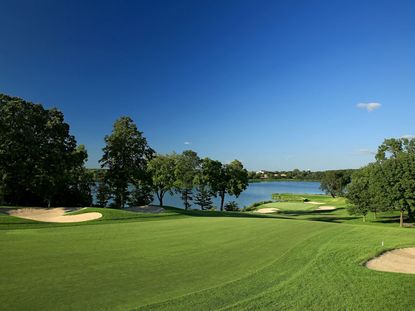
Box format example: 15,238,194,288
1,0,415,171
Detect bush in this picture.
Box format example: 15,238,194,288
129,183,153,206
224,201,240,211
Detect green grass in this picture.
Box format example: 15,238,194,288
1,203,415,310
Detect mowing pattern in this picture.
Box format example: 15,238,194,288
2,208,415,311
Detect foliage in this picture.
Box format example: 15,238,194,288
346,166,373,222
100,117,154,208
249,169,335,181
147,153,177,206
174,150,200,210
347,139,415,226
376,137,415,161
0,93,91,207
194,185,214,210
224,201,240,211
320,170,351,197
129,182,154,206
199,158,248,211
96,181,112,207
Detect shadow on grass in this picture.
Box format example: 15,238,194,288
162,206,286,220
375,216,401,224
305,216,360,223
275,207,345,217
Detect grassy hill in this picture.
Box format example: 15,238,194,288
1,204,415,310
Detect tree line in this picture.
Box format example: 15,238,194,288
346,138,415,227
248,169,326,181
0,94,249,210
95,117,249,210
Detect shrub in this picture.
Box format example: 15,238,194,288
224,201,240,211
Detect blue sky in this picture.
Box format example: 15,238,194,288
1,0,415,171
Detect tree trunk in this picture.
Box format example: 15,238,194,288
373,211,377,220
220,192,225,211
158,191,164,207
363,215,366,222
408,207,414,222
0,188,4,206
184,191,189,210
120,193,124,209
400,211,404,227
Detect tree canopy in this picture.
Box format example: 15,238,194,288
0,93,91,206
147,153,177,207
199,158,248,211
320,170,351,198
100,117,154,208
347,138,415,226
174,150,200,210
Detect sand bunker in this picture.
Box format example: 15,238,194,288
366,248,415,275
254,208,279,214
124,206,164,213
5,207,102,223
304,201,324,205
316,206,336,211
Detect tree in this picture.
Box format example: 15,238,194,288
348,149,415,227
320,170,351,198
372,153,415,226
200,158,248,211
0,93,91,207
96,181,112,207
100,117,154,208
194,185,214,210
346,166,373,222
225,160,249,204
376,137,415,161
174,150,200,210
372,137,415,226
147,154,177,207
129,182,154,206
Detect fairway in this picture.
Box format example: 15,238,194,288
2,208,415,310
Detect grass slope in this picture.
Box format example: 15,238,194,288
1,206,415,310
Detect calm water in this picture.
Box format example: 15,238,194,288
157,181,323,209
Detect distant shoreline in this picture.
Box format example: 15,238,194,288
249,178,320,183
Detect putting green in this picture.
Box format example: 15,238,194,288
1,208,415,310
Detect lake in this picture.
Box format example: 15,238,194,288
157,181,323,209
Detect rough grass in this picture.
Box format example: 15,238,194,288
1,204,415,310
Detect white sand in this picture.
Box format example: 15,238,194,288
366,248,415,275
254,208,279,214
304,201,324,205
6,207,102,223
316,206,336,211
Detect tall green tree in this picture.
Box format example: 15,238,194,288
200,158,248,211
372,153,415,226
174,150,200,210
194,185,214,210
0,93,91,206
346,166,373,222
348,145,415,227
100,117,154,208
147,154,177,207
